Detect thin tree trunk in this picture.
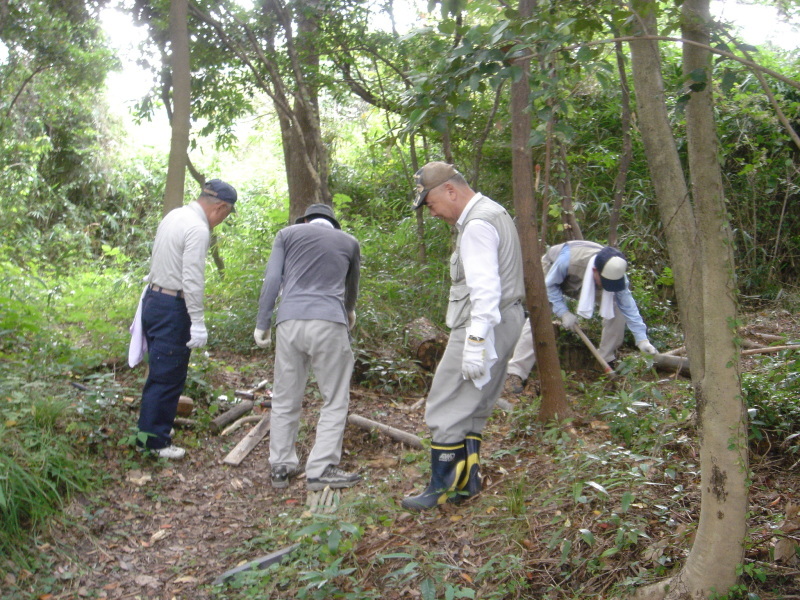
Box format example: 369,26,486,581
608,40,633,248
511,0,569,422
676,0,748,593
629,0,748,596
163,0,190,214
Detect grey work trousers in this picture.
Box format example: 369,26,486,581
269,319,354,479
425,303,525,444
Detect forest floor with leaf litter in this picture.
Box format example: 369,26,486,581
4,309,800,600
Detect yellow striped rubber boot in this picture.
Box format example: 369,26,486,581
401,442,467,512
451,432,482,503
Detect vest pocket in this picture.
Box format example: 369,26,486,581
446,284,472,329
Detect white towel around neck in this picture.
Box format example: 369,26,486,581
577,255,616,320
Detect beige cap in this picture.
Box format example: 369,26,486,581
412,162,458,209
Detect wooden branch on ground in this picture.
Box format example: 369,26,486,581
210,400,254,434
347,413,423,449
402,397,426,412
173,417,196,428
662,346,685,356
220,415,264,436
750,332,786,343
742,345,800,356
222,413,271,466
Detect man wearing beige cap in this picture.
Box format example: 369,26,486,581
401,162,525,511
504,241,657,394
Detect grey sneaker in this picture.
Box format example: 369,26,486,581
307,465,361,491
271,465,299,489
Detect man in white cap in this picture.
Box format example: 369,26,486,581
401,162,525,511
504,241,657,394
254,204,361,492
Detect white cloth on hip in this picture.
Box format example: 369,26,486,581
577,255,615,320
128,284,148,367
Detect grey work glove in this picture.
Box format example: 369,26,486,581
461,336,487,380
637,339,657,355
560,311,578,331
187,321,208,349
253,328,271,349
348,310,356,330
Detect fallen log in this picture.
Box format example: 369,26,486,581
653,354,691,376
347,413,423,449
210,400,254,434
405,317,448,372
223,413,271,466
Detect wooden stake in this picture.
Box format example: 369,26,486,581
223,413,270,466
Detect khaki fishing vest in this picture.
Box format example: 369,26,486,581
446,196,525,329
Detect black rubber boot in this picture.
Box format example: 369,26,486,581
451,432,482,503
401,442,467,511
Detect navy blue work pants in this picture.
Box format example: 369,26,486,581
137,288,192,449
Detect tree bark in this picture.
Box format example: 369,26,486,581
163,0,190,214
511,0,569,422
629,0,748,596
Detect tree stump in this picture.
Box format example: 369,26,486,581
405,317,448,372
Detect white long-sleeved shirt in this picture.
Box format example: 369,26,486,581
147,201,210,324
456,194,501,340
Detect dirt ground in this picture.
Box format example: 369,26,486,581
6,309,800,599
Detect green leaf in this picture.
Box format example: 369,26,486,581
579,528,595,546
421,577,437,600
621,491,634,512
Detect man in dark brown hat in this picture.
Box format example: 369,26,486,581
402,162,525,511
254,203,362,491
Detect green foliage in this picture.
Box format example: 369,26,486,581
0,378,99,563
742,352,800,456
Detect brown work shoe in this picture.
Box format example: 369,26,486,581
504,374,524,395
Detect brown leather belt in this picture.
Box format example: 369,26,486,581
149,284,183,298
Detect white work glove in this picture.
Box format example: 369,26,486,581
186,321,208,349
348,310,356,330
253,328,271,349
560,311,578,331
461,336,487,381
637,339,657,355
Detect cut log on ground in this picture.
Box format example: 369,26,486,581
347,413,423,449
222,413,270,466
653,353,691,376
210,400,254,434
405,317,448,372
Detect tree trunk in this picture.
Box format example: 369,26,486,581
163,0,190,214
629,0,748,596
674,0,748,594
511,0,569,422
607,40,633,248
